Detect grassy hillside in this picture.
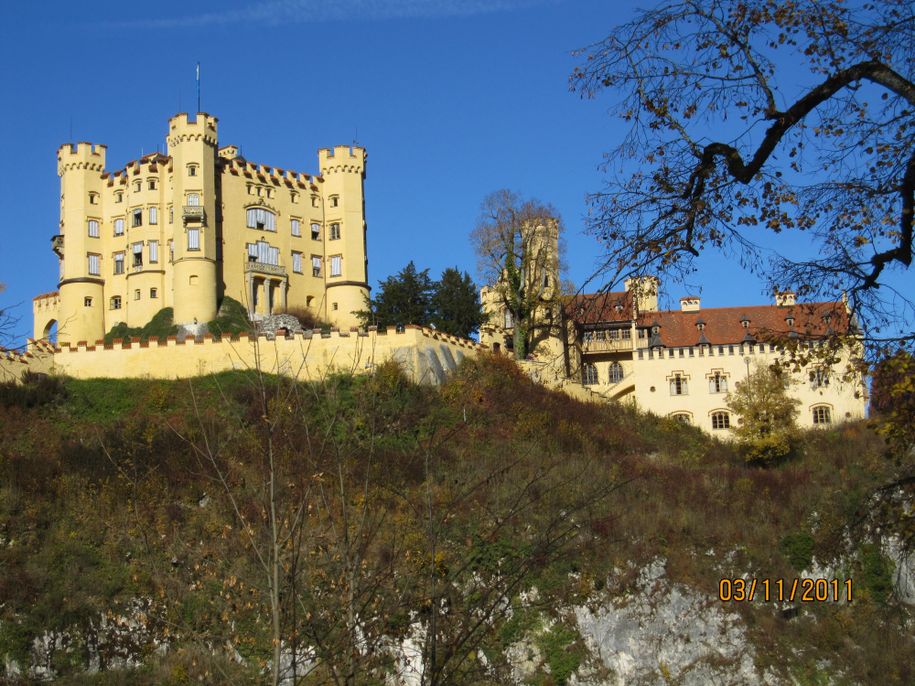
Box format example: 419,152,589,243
0,357,911,685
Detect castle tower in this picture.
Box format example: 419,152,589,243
167,113,219,329
318,146,368,329
56,142,108,344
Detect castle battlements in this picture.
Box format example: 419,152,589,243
25,325,482,386
167,112,218,147
57,142,107,174
319,145,366,175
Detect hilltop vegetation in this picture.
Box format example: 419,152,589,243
0,357,912,684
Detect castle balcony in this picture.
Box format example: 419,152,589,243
51,234,64,258
581,337,634,354
182,206,206,224
245,261,287,278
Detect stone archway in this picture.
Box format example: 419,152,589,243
41,318,58,344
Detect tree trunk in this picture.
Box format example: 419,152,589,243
513,323,528,359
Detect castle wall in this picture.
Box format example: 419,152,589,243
48,326,482,385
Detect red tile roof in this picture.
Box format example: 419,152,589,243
566,292,850,346
636,302,850,347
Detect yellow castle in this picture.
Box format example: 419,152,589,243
33,112,369,345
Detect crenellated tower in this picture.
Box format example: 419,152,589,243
318,145,368,328
56,142,108,344
167,113,219,328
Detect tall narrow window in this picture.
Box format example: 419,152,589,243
330,195,339,207
291,218,301,236
87,219,99,238
311,222,321,240
329,223,341,240
113,252,125,275
187,228,200,250
669,374,688,396
312,255,322,277
187,164,197,177
187,193,200,207
114,218,124,236
132,208,143,227
149,240,159,263
147,179,157,191
168,239,174,262
149,206,158,224
134,289,141,301
292,252,303,273
150,288,158,299
134,180,142,192
132,242,144,268
115,191,123,203
330,254,342,277
609,362,624,383
709,373,727,394
87,253,100,276
582,363,598,385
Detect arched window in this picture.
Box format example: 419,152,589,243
503,310,514,329
812,406,831,425
711,412,730,430
582,363,598,385
708,372,727,394
609,362,624,384
670,413,691,425
246,207,276,231
669,373,688,396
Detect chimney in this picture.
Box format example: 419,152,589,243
680,296,700,312
775,291,796,307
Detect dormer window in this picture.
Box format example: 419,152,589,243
652,325,660,335
740,317,750,329
696,321,706,331
785,316,795,327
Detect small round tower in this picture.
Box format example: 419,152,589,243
317,145,368,329
167,113,219,329
56,142,108,344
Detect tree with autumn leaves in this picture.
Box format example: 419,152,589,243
571,0,913,344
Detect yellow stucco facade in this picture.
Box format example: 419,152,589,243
33,112,369,345
482,275,868,435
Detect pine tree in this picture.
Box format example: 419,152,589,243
430,267,483,339
359,261,434,328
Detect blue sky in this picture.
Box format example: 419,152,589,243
1,0,911,343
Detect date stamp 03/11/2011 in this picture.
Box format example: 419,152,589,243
719,578,853,603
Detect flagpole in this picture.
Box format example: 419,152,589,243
196,62,201,113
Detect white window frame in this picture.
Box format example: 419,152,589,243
291,218,301,237
87,253,100,276
149,206,158,224
149,240,159,263
187,228,200,251
114,218,124,236
330,254,342,277
87,219,99,238
292,252,303,273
